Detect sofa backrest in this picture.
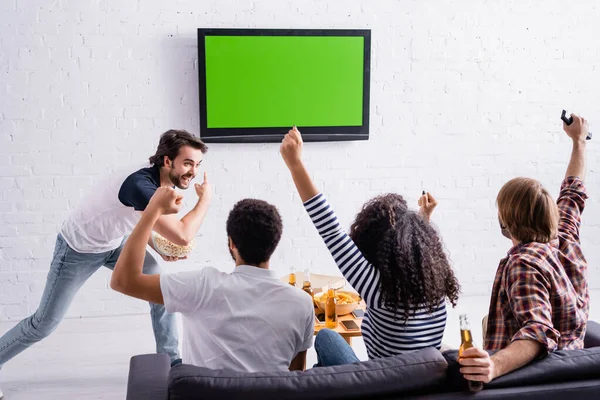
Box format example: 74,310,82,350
488,347,600,389
443,347,600,391
167,347,448,400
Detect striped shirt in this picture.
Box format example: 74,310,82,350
304,193,447,359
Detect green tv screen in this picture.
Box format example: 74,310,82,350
198,29,371,143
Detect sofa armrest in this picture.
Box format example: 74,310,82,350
584,320,600,348
126,354,170,400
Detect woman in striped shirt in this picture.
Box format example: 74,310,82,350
280,127,460,365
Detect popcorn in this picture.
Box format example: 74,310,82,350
151,232,196,258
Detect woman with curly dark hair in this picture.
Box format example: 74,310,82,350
281,127,460,366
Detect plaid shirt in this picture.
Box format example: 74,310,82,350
484,176,589,352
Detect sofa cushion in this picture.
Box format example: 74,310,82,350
167,347,448,400
443,347,600,391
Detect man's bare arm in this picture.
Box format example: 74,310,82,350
111,207,164,304
563,114,588,181
153,200,209,246
460,339,544,383
565,141,587,181
152,172,212,246
111,187,184,304
491,339,544,378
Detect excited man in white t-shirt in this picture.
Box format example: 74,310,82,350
0,129,209,378
111,188,315,372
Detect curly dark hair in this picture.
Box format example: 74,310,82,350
149,129,208,167
226,199,283,265
349,193,460,321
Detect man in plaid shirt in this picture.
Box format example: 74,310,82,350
459,113,590,384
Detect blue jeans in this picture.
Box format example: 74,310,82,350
314,329,360,367
0,234,179,368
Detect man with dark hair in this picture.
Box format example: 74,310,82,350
0,129,209,374
111,192,315,372
459,115,590,384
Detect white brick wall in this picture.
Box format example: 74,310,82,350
1,0,599,335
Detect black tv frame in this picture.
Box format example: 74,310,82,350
197,28,371,143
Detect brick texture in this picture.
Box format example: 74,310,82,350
0,0,598,323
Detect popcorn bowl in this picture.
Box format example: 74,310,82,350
151,232,196,258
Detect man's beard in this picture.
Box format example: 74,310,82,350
169,169,194,189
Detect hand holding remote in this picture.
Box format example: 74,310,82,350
561,110,592,140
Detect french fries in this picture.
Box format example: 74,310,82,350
315,291,358,305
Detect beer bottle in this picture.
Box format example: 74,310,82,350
325,283,338,329
288,266,296,287
302,269,314,304
459,314,484,392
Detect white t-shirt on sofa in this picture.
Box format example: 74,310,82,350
160,265,315,372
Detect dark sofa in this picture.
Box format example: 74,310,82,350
126,321,600,400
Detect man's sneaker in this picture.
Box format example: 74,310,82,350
0,388,4,399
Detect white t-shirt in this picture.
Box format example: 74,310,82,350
61,163,162,253
160,265,315,372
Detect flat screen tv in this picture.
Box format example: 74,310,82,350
197,28,371,143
